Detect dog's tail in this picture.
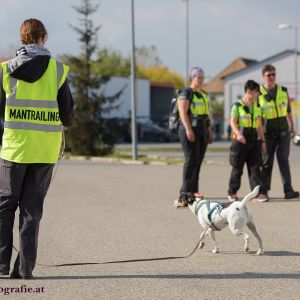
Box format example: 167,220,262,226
239,185,260,208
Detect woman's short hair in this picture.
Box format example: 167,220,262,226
20,19,47,45
189,67,205,81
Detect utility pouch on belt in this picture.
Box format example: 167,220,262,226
190,116,208,128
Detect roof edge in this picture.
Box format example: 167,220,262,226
222,49,295,79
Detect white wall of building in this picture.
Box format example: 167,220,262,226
101,76,150,119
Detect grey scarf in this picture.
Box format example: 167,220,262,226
8,45,51,74
16,44,51,57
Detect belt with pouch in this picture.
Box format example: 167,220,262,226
190,116,208,128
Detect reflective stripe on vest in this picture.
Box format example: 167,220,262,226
4,60,63,132
259,85,288,119
189,91,208,115
5,122,62,132
1,58,69,163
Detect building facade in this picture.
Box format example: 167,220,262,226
223,50,300,136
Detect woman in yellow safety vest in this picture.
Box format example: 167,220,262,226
175,67,213,207
0,19,74,279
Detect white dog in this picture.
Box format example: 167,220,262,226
174,186,263,255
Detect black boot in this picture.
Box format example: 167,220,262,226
9,253,33,280
285,190,299,199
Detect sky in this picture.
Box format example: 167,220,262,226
1,0,300,80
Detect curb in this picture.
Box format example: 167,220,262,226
64,155,146,165
63,155,221,166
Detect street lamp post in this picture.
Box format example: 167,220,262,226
131,0,138,160
183,0,189,85
278,23,300,132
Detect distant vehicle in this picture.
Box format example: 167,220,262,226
126,119,172,143
139,120,171,142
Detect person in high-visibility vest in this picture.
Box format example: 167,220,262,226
0,19,74,279
255,64,299,201
175,67,213,207
227,80,265,202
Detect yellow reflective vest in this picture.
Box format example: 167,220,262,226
1,58,69,163
258,85,288,119
231,100,261,129
189,90,209,116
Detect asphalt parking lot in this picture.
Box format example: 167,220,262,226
1,143,300,299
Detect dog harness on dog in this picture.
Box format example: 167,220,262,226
195,200,225,231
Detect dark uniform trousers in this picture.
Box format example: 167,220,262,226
0,158,53,276
178,125,208,194
228,139,261,195
261,130,293,194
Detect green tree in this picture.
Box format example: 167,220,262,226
93,46,184,89
210,98,224,115
135,45,185,88
138,65,184,89
136,45,162,67
93,48,131,77
64,0,122,155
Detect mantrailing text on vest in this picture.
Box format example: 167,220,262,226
9,108,60,122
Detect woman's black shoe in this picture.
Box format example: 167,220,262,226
284,191,299,199
10,271,33,280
